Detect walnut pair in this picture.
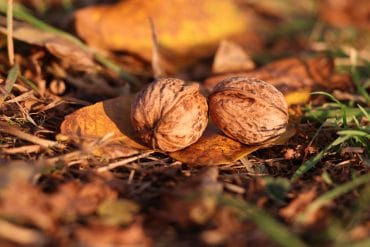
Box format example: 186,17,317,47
131,77,289,152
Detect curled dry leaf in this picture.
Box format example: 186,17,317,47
205,56,353,104
60,94,298,165
131,78,208,152
212,40,255,74
75,0,261,68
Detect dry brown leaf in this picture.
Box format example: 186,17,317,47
319,0,370,30
279,188,317,222
162,167,222,226
205,56,353,104
170,116,297,165
60,95,147,151
48,179,118,218
0,163,56,231
0,17,96,71
75,223,151,247
212,40,255,74
75,0,261,69
61,94,297,165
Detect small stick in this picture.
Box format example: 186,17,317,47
0,219,45,245
6,0,14,65
0,121,63,149
97,150,155,173
149,17,165,78
2,144,41,154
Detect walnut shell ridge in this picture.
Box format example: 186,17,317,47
131,78,208,152
209,77,288,145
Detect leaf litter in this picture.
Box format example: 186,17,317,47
0,0,369,246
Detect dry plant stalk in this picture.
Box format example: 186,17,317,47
209,77,289,145
131,78,208,152
6,0,14,65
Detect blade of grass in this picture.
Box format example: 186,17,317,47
351,68,370,104
297,173,370,223
358,104,370,121
0,1,141,88
220,195,307,247
304,107,370,123
5,64,18,94
18,75,39,93
337,129,370,138
311,92,345,107
291,135,351,181
311,92,349,126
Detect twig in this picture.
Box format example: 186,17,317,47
149,17,165,78
6,0,14,65
0,219,45,245
97,150,155,173
2,144,41,154
0,121,63,149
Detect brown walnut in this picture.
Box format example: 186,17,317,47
131,78,208,152
209,77,288,145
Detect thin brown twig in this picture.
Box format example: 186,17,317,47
2,144,41,154
97,150,155,173
45,133,118,165
149,17,165,78
0,219,45,245
6,0,14,65
0,121,63,149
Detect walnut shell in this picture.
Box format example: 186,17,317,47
209,77,288,145
131,78,208,152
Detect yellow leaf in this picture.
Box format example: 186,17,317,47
75,0,258,68
60,96,147,150
285,88,311,106
169,118,296,165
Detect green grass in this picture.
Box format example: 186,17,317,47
220,195,307,247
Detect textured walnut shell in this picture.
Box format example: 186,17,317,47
131,78,208,152
209,77,288,145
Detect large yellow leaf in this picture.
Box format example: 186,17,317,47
75,0,258,67
61,95,297,165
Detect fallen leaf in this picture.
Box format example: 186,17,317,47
75,223,151,247
97,199,140,226
279,188,317,222
170,117,296,165
212,40,255,74
162,167,222,226
61,94,297,165
319,0,370,30
75,0,261,69
204,56,353,104
0,17,96,71
0,162,56,231
49,178,118,218
60,95,147,151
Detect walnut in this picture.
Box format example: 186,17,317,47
131,78,208,152
209,77,288,145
